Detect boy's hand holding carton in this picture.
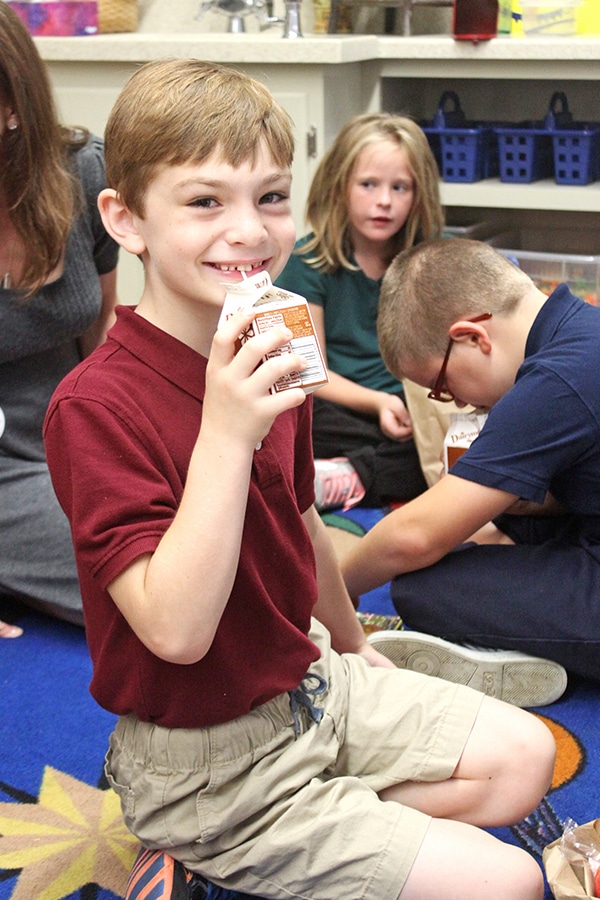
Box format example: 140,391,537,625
218,271,328,396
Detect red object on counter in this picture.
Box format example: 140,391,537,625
452,0,499,41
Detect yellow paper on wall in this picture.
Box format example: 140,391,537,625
511,0,524,36
577,0,600,34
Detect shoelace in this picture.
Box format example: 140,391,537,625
289,673,327,737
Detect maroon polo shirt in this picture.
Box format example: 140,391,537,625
44,306,320,728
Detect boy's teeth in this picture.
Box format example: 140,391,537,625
218,264,254,272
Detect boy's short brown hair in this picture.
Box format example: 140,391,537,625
377,238,533,377
104,59,295,217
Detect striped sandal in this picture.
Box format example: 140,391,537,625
126,847,255,900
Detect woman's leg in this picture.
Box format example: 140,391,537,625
0,460,83,627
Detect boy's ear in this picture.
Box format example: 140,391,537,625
97,188,146,256
448,320,492,354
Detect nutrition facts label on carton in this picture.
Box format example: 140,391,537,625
219,273,329,395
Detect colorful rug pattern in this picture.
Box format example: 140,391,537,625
0,508,598,899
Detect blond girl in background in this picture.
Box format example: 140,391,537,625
277,112,450,510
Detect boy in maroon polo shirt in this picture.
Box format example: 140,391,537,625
44,59,555,900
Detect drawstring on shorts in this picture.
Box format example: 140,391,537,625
288,673,327,738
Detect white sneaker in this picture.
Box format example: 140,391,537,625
314,457,366,512
367,629,567,707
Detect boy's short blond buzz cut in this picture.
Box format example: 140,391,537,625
104,58,295,217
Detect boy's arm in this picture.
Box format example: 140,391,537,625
302,505,396,669
341,474,518,600
108,311,308,665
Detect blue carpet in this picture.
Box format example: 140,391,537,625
1,510,598,899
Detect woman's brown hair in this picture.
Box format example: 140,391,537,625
0,2,87,295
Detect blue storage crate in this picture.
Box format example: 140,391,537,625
495,125,555,183
438,126,498,182
552,125,600,185
494,91,573,184
422,91,501,183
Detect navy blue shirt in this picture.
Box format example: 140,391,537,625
452,284,600,542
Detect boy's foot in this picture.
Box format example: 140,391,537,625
126,847,198,899
367,630,568,707
314,457,365,512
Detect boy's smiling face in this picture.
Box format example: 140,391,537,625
131,139,296,335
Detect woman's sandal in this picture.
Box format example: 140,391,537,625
0,619,22,638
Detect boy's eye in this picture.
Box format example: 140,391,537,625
189,197,218,209
260,191,289,205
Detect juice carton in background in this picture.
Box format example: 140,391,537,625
443,412,488,473
219,272,328,396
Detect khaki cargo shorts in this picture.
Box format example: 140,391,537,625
106,620,483,899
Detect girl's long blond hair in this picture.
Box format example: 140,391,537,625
300,113,444,272
0,2,87,296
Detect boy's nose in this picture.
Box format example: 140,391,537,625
226,209,268,244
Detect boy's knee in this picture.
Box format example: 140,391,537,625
512,710,556,786
499,708,556,820
502,845,545,900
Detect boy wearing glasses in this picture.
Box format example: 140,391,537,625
342,237,600,701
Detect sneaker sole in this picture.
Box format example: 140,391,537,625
367,630,567,708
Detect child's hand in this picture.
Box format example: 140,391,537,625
204,309,307,450
377,394,413,441
356,640,397,670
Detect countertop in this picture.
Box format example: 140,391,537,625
34,33,600,65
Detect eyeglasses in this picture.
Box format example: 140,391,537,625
427,313,493,403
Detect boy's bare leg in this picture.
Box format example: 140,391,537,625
381,697,555,900
399,817,544,899
380,697,555,824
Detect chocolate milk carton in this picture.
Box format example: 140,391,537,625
218,271,328,395
443,412,488,473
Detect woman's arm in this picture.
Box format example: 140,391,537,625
78,268,118,357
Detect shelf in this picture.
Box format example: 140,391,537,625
440,178,600,213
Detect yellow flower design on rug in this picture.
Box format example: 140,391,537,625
0,766,139,900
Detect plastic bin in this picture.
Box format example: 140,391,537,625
495,91,573,183
552,125,600,185
491,227,600,305
444,218,508,241
422,92,502,184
